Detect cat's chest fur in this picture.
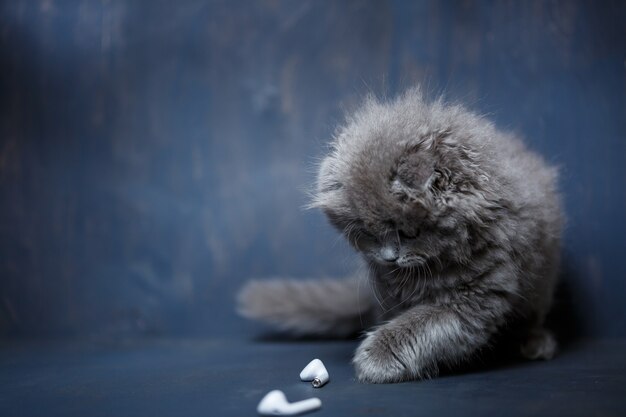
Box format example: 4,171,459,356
371,261,459,318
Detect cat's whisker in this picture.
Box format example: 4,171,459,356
342,222,356,245
356,262,365,330
409,265,416,296
434,255,443,271
385,265,421,314
331,231,345,248
387,266,402,276
418,264,427,296
368,267,386,311
423,259,433,280
393,268,408,303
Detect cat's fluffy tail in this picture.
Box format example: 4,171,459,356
237,278,373,337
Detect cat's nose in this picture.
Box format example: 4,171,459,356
380,247,398,262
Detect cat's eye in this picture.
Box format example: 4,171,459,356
343,223,375,241
398,229,419,240
356,229,376,240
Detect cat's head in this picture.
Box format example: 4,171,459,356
311,89,498,269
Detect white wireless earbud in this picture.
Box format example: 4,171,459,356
257,390,321,416
299,359,329,388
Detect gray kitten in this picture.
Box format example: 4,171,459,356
238,88,563,383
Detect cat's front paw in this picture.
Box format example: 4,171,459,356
353,329,408,383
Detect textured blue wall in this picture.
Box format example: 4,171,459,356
0,0,624,339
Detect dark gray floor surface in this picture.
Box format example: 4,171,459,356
1,338,624,417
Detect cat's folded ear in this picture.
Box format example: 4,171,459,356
390,176,421,202
388,175,433,218
388,141,436,202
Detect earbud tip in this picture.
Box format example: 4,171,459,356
299,358,325,381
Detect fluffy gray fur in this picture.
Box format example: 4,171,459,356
238,88,563,383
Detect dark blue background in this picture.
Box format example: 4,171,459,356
1,0,625,340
